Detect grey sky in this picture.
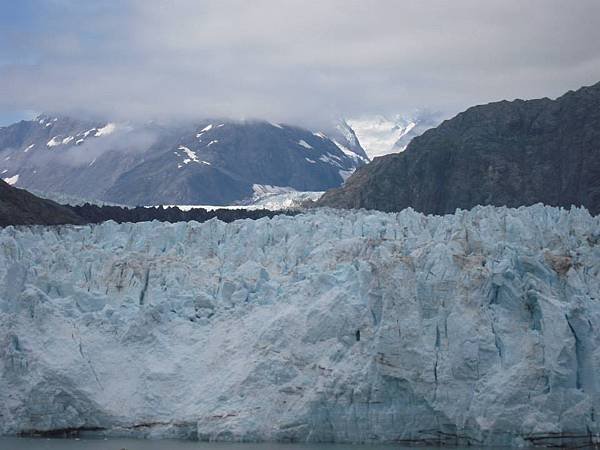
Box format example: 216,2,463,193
1,0,599,126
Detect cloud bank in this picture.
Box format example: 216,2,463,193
1,0,599,125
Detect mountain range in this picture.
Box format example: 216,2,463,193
0,116,368,206
319,82,600,215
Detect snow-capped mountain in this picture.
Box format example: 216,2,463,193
0,115,367,206
346,111,443,159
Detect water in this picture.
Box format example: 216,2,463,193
0,439,497,450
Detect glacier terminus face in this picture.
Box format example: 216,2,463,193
0,205,599,447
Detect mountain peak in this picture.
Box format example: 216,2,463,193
318,82,600,215
0,116,367,206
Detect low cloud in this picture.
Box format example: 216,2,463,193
60,127,158,165
1,0,600,126
33,125,159,167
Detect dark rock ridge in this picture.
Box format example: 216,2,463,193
318,82,600,215
0,180,84,227
70,203,295,225
0,116,367,206
0,180,293,227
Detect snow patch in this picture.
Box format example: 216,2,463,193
206,140,218,147
319,154,343,168
333,140,369,163
3,174,19,185
24,144,35,153
178,146,211,166
47,136,62,147
339,169,355,182
95,123,116,137
305,158,316,164
62,136,74,145
298,140,313,150
201,124,213,132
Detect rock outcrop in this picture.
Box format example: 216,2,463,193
0,180,84,227
318,82,600,215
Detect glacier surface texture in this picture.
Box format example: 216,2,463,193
1,205,599,446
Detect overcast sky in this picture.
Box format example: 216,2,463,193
1,0,599,126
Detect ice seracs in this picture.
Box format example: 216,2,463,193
250,183,296,200
0,205,598,447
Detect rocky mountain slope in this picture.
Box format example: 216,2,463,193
0,180,293,226
1,205,599,447
0,180,84,227
319,82,600,215
0,116,367,206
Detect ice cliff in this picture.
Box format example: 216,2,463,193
1,205,599,447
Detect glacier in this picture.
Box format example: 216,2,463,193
0,205,599,447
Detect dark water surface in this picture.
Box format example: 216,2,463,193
0,438,515,450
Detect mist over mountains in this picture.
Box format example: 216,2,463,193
0,115,368,206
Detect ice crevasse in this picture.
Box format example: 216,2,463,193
0,205,599,447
